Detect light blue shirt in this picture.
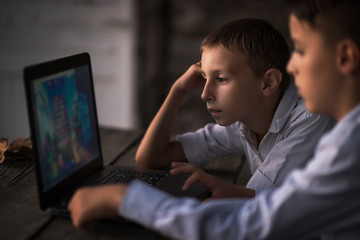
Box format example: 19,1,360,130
119,104,360,240
176,84,334,190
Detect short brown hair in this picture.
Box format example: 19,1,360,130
286,0,360,46
201,19,290,92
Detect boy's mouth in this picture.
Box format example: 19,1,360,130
208,108,222,117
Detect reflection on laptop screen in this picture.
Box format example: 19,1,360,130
30,65,100,192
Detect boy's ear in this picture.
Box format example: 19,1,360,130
337,39,360,75
261,68,282,96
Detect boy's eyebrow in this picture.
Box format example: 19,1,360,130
290,37,302,45
201,70,229,76
288,36,295,43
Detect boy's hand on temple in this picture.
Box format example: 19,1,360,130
174,62,205,94
68,184,128,228
170,162,255,199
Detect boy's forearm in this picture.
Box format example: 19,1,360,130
136,84,188,168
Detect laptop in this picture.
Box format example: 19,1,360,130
24,52,208,216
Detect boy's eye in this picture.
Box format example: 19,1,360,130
294,48,304,55
217,77,226,83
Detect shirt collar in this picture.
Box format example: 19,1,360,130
236,83,300,136
336,103,360,128
268,83,300,133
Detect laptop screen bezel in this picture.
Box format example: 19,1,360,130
24,52,103,210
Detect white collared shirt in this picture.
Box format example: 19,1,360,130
176,84,334,190
119,104,360,240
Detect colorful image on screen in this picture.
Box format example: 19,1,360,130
31,66,99,192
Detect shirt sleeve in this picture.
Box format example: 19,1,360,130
119,130,360,240
175,122,244,166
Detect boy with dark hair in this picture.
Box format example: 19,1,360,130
136,18,332,198
69,5,360,238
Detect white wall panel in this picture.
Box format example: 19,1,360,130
0,0,137,141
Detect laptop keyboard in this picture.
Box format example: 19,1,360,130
100,170,167,186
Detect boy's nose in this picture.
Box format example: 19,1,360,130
201,81,215,102
286,54,297,76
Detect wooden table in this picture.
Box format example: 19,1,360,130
0,127,248,240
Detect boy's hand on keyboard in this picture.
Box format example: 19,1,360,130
170,162,255,200
68,184,128,228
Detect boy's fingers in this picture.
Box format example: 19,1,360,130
183,171,216,191
68,188,99,228
69,206,83,228
170,166,191,175
182,173,200,190
171,163,213,189
73,214,86,228
171,162,189,168
68,194,87,228
170,162,197,175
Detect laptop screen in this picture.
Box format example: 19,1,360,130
29,64,100,192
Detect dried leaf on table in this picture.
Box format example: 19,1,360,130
8,137,32,152
0,137,33,162
0,138,9,163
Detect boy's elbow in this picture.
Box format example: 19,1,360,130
135,151,145,167
135,151,153,168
